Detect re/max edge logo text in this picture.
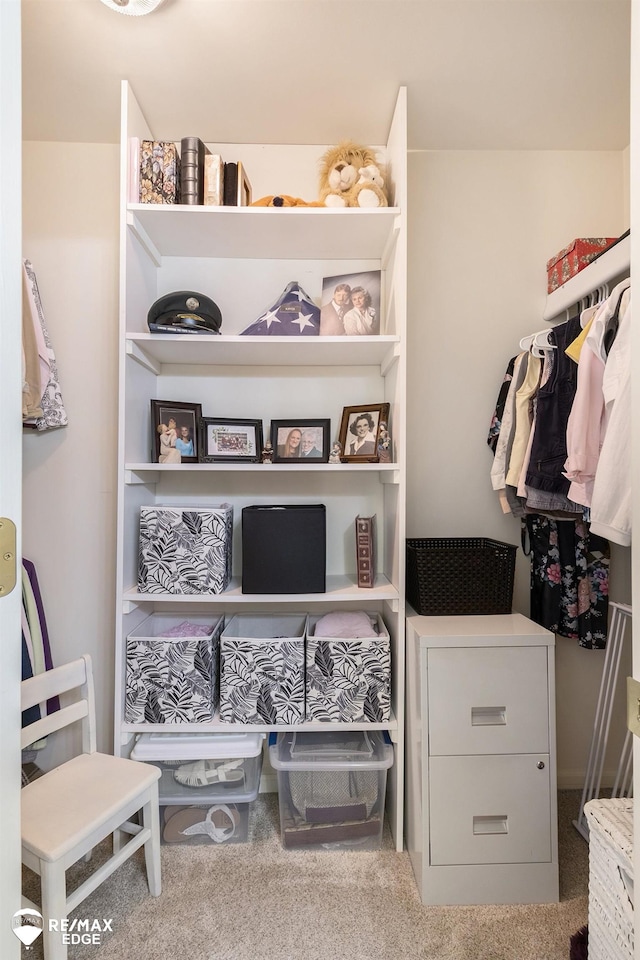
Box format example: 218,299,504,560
48,918,113,945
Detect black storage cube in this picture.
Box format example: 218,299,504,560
242,505,326,594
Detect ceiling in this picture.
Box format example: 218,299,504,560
21,0,631,151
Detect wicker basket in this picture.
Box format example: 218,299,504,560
406,537,517,616
584,798,634,960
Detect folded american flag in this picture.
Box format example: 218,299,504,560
240,281,320,336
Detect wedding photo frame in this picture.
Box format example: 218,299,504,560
199,417,263,463
150,399,202,464
320,269,382,337
338,403,390,463
270,419,331,463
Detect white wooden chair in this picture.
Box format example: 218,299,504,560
21,654,161,960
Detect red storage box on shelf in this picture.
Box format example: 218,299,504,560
546,237,617,293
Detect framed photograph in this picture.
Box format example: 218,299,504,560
320,269,382,337
339,403,390,463
270,419,331,464
150,399,202,464
199,417,263,463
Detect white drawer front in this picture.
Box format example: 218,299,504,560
429,754,552,866
427,646,549,755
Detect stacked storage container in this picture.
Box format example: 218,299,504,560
131,731,264,844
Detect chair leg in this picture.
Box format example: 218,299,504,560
142,798,161,897
40,859,68,960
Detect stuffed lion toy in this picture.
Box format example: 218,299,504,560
251,194,324,207
318,141,389,208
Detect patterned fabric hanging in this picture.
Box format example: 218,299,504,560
522,516,610,649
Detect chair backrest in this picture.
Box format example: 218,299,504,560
21,654,97,754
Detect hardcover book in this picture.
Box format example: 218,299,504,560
180,136,209,205
204,154,224,206
223,161,252,206
355,514,376,588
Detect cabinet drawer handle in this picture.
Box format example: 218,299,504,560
471,706,506,726
473,815,508,835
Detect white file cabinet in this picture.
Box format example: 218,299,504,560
405,612,559,905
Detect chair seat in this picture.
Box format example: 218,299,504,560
22,752,161,862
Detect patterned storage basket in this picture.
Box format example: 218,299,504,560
406,537,517,616
584,798,634,960
125,614,224,723
219,614,307,724
305,613,390,722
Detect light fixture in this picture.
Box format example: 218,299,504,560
99,0,167,15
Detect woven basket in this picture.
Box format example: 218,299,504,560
406,537,517,616
584,798,634,960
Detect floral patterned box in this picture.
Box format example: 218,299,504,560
138,504,233,595
546,237,617,293
139,140,180,204
305,613,391,722
125,613,224,724
219,613,307,724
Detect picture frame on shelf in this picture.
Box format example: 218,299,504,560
150,399,202,464
338,403,390,463
320,269,382,337
271,419,331,463
199,417,263,463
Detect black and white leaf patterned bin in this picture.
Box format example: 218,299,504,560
138,504,233,594
125,613,224,723
305,613,391,722
219,614,307,724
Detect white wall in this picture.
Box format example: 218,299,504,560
22,141,630,787
22,141,119,765
408,149,630,786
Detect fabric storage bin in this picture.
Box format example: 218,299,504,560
130,731,264,845
406,537,517,616
305,611,391,722
219,613,307,724
269,730,393,850
584,798,634,960
125,614,223,723
241,504,326,593
546,237,617,293
138,503,233,594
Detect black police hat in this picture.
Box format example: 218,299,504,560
147,291,222,334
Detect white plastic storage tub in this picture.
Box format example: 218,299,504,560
130,731,264,844
269,729,393,850
219,613,307,723
305,611,391,722
125,613,224,723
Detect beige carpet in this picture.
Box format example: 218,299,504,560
22,791,588,960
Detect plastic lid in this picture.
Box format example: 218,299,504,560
131,731,265,761
269,730,393,771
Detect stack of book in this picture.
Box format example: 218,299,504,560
130,137,251,206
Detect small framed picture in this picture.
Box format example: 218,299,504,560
320,270,382,337
270,419,331,463
339,403,390,463
150,400,202,464
199,417,263,463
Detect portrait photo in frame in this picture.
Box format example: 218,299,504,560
320,269,382,337
199,417,263,463
339,403,390,463
270,419,331,463
150,399,202,464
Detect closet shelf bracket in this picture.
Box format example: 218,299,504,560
126,339,161,376
126,211,162,267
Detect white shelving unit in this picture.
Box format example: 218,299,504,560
114,82,408,849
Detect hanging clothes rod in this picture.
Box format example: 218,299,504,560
543,232,630,322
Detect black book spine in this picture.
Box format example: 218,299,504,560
223,161,238,206
180,137,207,205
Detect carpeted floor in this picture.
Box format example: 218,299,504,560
22,790,589,960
